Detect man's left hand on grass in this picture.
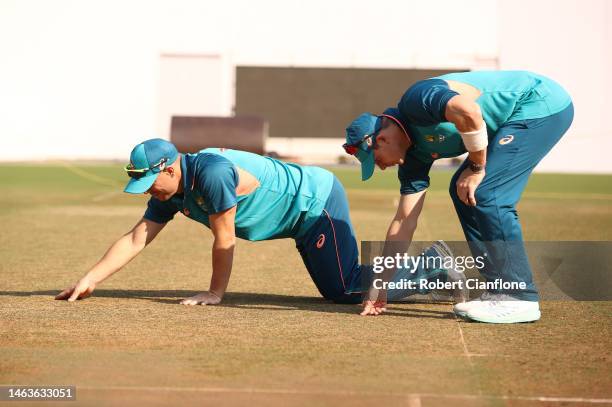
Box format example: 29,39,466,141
180,291,222,306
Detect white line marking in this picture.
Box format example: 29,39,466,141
91,190,122,202
53,385,612,404
465,353,513,358
457,322,471,361
406,394,422,407
59,161,120,188
456,320,484,396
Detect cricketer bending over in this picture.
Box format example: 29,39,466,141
345,70,573,323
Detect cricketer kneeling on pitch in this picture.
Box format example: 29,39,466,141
56,139,466,314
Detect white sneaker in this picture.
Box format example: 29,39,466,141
453,291,495,317
465,295,541,324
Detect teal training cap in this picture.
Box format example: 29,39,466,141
124,138,178,194
344,113,381,181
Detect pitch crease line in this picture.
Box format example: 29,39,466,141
66,386,612,404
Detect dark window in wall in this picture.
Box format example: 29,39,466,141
235,67,461,139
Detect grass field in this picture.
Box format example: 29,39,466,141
1,163,611,406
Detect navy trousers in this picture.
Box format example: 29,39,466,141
449,104,574,301
296,177,447,303
295,177,363,303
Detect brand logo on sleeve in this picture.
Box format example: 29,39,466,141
191,196,208,211
316,234,326,249
499,135,514,145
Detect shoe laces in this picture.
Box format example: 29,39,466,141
480,292,515,303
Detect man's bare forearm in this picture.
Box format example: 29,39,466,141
386,217,417,243
367,218,418,301
208,239,235,299
468,149,487,166
383,218,417,271
85,234,145,284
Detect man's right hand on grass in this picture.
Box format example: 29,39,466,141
360,299,387,316
55,277,96,301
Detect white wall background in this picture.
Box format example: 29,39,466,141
497,0,612,172
0,0,609,172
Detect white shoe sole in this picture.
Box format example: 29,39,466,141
453,301,480,318
466,309,541,324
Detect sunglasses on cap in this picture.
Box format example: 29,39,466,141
124,158,168,180
342,128,381,156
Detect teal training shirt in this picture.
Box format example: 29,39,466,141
437,70,572,128
394,71,572,194
144,149,334,241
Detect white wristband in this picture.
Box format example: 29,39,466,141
460,122,488,152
